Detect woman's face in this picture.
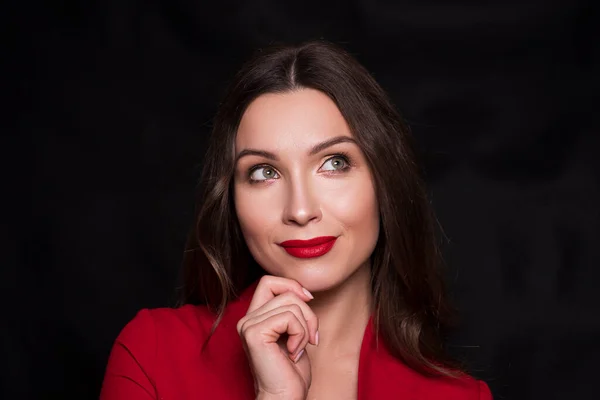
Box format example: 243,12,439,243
233,88,379,292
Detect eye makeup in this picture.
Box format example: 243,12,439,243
245,152,355,184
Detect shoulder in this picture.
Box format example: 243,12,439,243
114,283,257,356
425,374,492,399
477,379,493,399
102,305,226,398
363,323,492,399
385,369,492,400
115,305,216,357
364,346,492,399
147,304,216,337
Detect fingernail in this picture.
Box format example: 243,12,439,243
294,349,305,363
315,331,319,346
302,287,314,299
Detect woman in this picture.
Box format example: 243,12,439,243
100,41,492,399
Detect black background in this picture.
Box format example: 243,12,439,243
4,1,599,399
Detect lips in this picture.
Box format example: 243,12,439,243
279,236,337,258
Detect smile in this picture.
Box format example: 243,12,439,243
279,236,338,259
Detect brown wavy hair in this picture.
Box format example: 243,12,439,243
181,40,461,377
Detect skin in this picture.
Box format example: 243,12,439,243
234,88,380,399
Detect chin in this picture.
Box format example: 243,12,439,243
295,277,343,294
275,265,358,294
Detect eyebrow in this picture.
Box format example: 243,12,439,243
235,136,357,164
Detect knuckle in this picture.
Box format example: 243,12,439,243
238,319,252,335
288,303,303,314
257,275,273,289
243,324,261,341
282,310,305,329
281,304,303,321
282,311,302,329
236,319,244,334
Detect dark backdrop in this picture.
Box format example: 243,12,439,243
5,1,599,399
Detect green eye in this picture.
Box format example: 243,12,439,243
250,166,279,182
321,156,348,171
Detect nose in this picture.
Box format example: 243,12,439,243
282,176,322,226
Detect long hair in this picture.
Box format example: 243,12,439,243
181,40,460,377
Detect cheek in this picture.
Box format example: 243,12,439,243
234,186,279,241
322,175,379,231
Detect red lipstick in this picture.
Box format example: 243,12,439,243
279,236,337,259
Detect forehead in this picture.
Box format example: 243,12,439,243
235,88,352,150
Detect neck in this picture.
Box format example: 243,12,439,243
307,263,373,358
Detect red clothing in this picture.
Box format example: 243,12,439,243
101,283,492,399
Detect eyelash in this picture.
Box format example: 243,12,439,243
247,152,353,184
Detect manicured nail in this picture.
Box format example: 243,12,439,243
294,349,305,363
315,331,319,346
302,287,314,299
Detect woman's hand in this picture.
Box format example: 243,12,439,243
237,276,319,400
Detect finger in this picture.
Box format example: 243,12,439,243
247,275,313,314
245,292,319,346
242,311,307,359
241,304,310,353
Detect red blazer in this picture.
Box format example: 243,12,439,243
100,283,492,399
